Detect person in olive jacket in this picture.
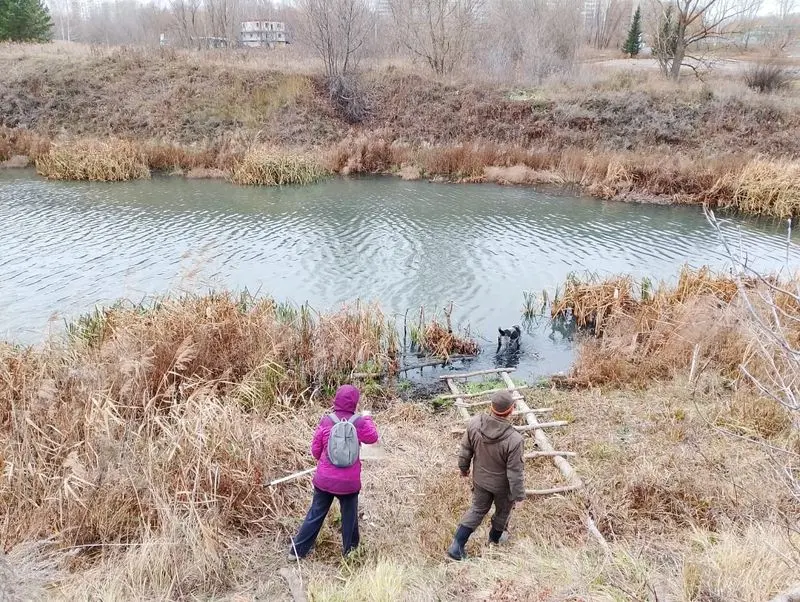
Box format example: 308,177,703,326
447,391,526,560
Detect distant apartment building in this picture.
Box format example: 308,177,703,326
240,21,288,48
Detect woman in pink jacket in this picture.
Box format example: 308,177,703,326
288,384,379,559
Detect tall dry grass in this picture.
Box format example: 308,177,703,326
0,294,400,555
230,148,328,186
35,139,150,181
552,267,780,387
721,159,800,218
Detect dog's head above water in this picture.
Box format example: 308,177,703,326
497,325,522,350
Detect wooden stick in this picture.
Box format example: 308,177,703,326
439,367,515,380
458,420,568,430
524,451,576,458
278,567,308,602
266,468,315,486
511,408,554,416
525,485,582,495
499,371,581,486
438,384,530,400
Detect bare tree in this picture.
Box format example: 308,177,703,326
479,0,581,82
779,0,797,20
587,0,629,49
651,0,762,79
170,0,203,46
389,0,484,75
298,0,372,77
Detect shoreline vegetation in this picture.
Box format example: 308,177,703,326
2,43,800,217
1,268,799,599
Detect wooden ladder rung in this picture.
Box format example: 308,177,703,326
525,451,576,458
514,421,568,431
525,484,582,496
439,384,530,400
440,367,515,380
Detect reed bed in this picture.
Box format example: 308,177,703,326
0,293,405,555
551,267,787,387
35,139,150,181
721,159,800,218
230,148,327,186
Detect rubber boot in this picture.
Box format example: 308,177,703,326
446,525,473,561
488,527,504,544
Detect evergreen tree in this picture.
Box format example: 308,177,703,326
0,0,53,42
622,5,643,57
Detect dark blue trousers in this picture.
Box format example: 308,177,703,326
290,487,360,557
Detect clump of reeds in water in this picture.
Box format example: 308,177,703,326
35,139,150,181
230,147,327,186
721,159,800,219
548,266,791,387
409,305,479,359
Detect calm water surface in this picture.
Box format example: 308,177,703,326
0,170,794,379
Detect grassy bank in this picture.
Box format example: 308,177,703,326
1,275,798,599
2,44,800,215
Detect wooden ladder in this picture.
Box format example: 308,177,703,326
441,367,608,548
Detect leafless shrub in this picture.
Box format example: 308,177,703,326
705,207,800,504
744,63,794,93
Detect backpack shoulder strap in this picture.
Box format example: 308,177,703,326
347,413,361,425
328,412,341,424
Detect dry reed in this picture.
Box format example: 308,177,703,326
722,159,800,218
555,267,787,387
230,148,327,186
35,139,150,181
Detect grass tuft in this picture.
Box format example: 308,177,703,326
230,148,328,186
36,139,150,181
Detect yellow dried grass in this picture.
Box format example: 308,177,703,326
36,139,150,181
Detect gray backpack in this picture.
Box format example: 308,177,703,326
327,413,361,468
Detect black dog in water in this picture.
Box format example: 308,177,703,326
497,326,522,353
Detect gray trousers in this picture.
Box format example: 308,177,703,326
459,485,513,532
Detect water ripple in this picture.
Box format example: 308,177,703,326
1,171,796,377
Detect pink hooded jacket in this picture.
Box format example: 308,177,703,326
311,385,379,495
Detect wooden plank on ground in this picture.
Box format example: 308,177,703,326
525,484,582,495
499,371,582,487
525,450,576,458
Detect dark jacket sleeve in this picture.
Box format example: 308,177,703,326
457,425,474,476
506,438,526,501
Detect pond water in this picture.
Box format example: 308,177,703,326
0,170,793,380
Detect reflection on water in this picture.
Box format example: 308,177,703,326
0,170,793,379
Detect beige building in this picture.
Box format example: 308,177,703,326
240,21,288,48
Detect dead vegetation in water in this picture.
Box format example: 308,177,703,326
35,139,150,181
409,306,479,359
